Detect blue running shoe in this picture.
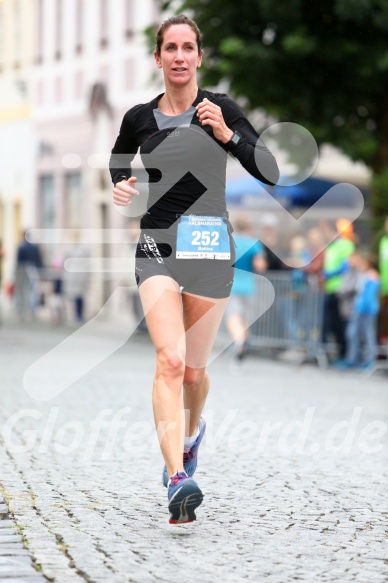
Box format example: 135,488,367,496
167,471,203,524
162,417,206,487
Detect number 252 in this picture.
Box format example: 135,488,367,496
192,231,219,246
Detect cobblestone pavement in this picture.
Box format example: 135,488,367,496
0,322,387,582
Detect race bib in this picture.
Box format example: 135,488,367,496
176,215,231,260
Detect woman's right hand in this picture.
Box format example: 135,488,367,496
113,177,139,206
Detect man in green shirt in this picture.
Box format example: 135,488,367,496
378,216,388,342
322,219,356,360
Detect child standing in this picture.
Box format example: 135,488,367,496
344,252,380,369
338,251,361,336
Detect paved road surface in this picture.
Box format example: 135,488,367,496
0,323,387,582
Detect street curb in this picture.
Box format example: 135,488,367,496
0,490,47,581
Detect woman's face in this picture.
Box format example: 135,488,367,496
154,24,202,87
290,236,306,254
307,228,324,249
349,253,360,269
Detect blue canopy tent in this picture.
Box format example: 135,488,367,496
226,175,366,208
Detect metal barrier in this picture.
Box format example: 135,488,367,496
248,270,327,367
370,297,388,375
245,271,388,371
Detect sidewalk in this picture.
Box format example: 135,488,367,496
0,322,387,582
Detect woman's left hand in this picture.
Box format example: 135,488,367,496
196,98,234,144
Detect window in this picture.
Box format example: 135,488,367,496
55,0,62,60
64,172,82,228
150,0,158,24
74,70,84,100
35,0,43,64
75,0,83,54
36,80,44,105
55,76,62,102
99,0,108,48
124,58,135,91
39,175,55,229
14,1,22,67
0,6,4,71
125,0,134,38
98,65,108,85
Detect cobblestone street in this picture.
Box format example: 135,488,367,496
0,322,387,582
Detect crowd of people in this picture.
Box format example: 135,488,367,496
1,230,90,325
226,213,388,371
2,215,388,370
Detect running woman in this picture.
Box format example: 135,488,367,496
110,15,279,524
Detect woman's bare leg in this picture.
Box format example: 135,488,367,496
181,293,229,436
225,312,249,345
138,276,186,479
139,277,228,478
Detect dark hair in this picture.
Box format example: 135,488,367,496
155,15,203,56
358,248,378,269
234,215,253,233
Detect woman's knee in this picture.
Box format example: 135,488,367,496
156,347,185,383
183,367,207,391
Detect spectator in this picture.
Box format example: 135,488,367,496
63,230,90,323
259,213,285,271
303,227,326,287
322,218,355,361
337,250,361,331
225,215,267,367
378,215,388,343
49,255,65,326
301,227,327,353
14,230,44,321
281,235,310,347
341,251,380,369
318,219,336,245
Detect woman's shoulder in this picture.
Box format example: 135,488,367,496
123,93,162,124
122,102,152,124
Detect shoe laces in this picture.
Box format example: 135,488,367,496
169,471,188,488
183,427,202,462
183,449,194,463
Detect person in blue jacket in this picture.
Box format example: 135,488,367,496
225,215,267,366
342,250,380,369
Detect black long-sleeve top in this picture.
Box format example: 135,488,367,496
109,88,279,217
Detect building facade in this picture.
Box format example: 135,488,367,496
1,0,163,317
0,0,35,290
